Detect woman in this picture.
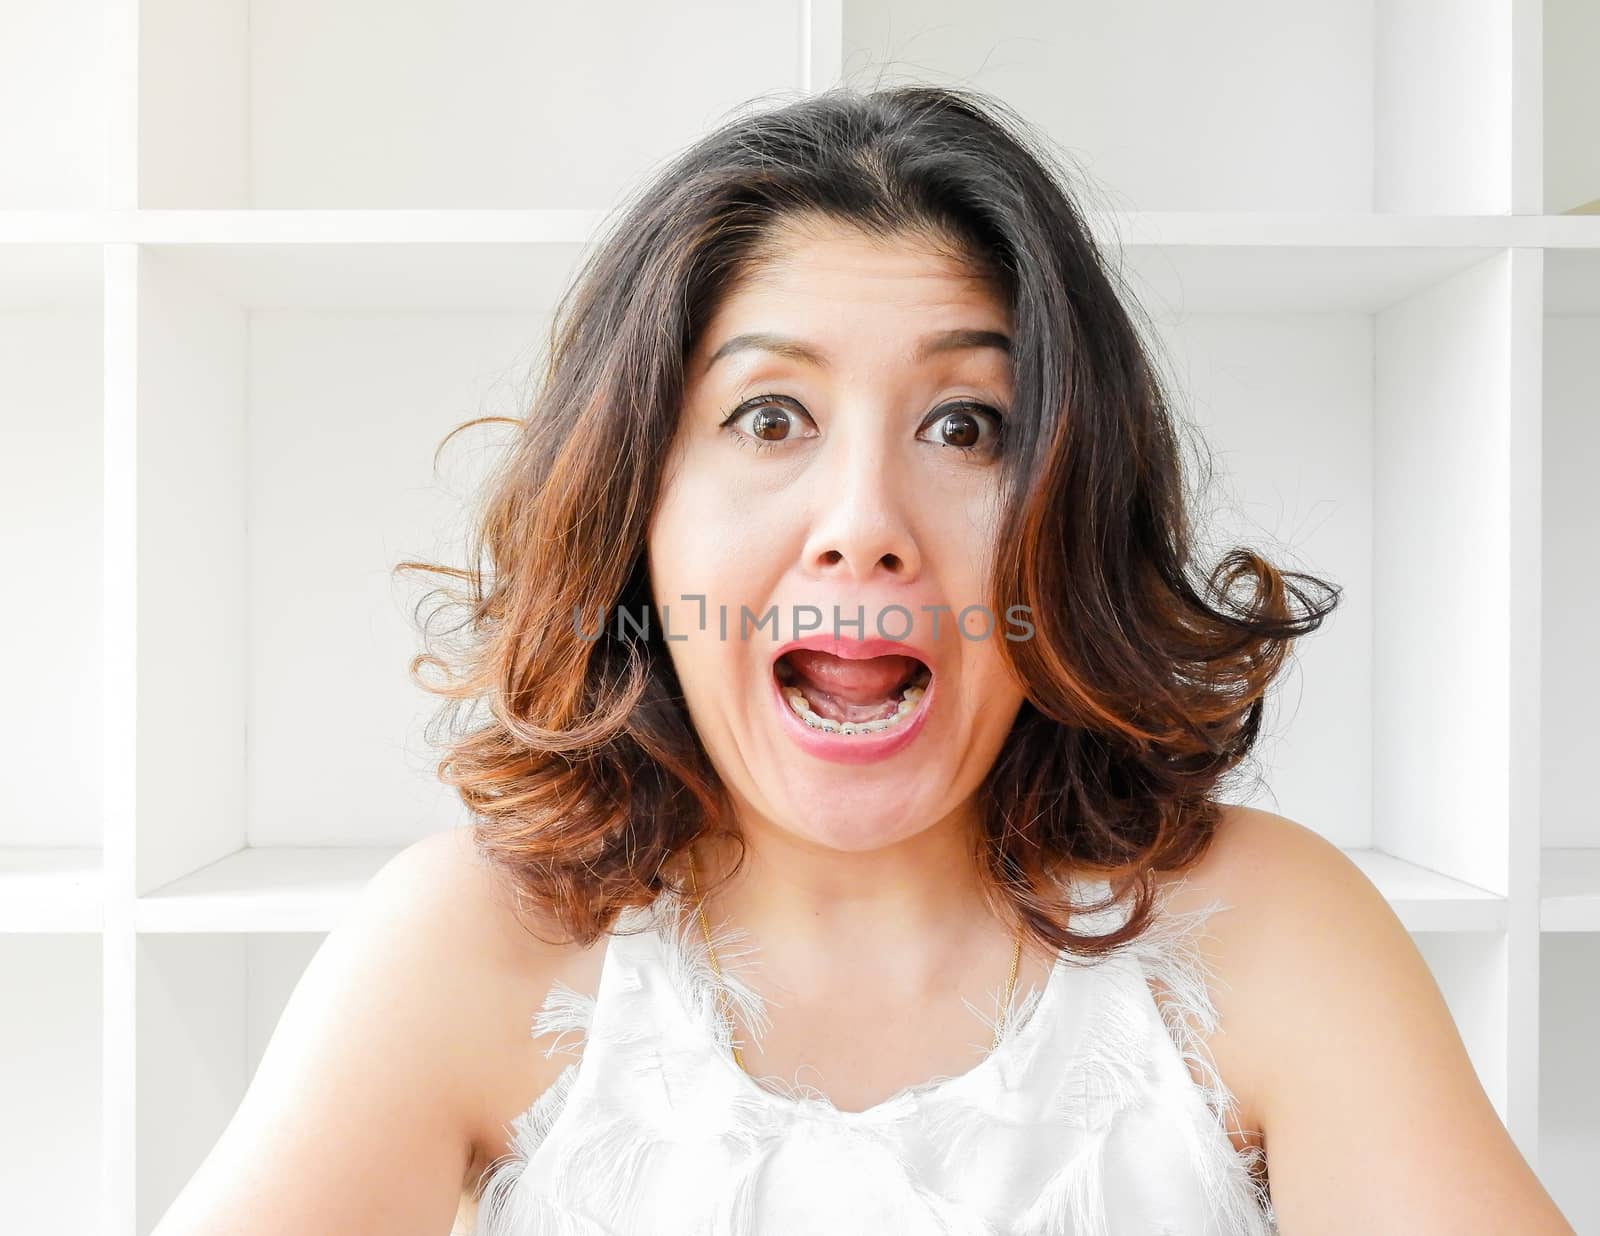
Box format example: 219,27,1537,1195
151,86,1574,1235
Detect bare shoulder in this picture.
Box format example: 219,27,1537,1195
1153,804,1574,1234
1146,804,1374,1122
148,826,601,1236
1150,800,1344,913
381,825,580,968
385,829,608,1189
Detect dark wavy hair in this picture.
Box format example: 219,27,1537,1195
394,83,1341,958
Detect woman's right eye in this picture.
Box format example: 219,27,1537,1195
719,395,819,453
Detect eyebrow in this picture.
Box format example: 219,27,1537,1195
703,327,1011,373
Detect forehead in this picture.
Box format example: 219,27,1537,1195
692,219,1010,370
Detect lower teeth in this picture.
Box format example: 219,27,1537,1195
780,667,931,735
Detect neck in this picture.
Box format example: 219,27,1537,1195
686,804,1015,999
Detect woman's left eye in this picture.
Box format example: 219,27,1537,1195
919,402,1005,456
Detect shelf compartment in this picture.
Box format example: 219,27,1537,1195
129,244,528,899
844,0,1513,214
137,0,807,209
1,245,104,869
0,934,102,1234
1544,0,1600,216
1411,930,1517,1129
1145,248,1519,898
1543,249,1600,914
1540,932,1600,1230
136,931,321,1234
0,0,108,208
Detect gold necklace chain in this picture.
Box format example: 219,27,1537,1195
687,852,1025,1074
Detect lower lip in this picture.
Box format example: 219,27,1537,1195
768,665,936,765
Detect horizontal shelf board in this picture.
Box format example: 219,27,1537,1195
10,210,1580,314
9,211,1587,313
1343,848,1507,932
135,845,401,933
1539,215,1600,251
0,848,102,932
1542,848,1600,932
76,843,1514,936
0,846,1521,935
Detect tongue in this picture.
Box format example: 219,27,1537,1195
782,651,920,723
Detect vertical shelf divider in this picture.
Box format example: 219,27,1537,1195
1507,243,1545,1159
1508,0,1546,1169
104,1,140,1229
102,239,139,1236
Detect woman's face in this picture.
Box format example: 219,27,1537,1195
646,216,1028,854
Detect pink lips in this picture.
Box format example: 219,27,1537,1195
768,653,935,766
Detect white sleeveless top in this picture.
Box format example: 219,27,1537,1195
475,873,1279,1235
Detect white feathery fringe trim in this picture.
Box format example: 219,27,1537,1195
707,1119,1000,1236
544,1103,663,1233
1054,963,1159,1134
475,1191,617,1236
1012,961,1152,1236
474,892,772,1236
733,967,1042,1110
919,1090,1006,1173
474,1062,614,1236
897,1175,1005,1236
478,1092,670,1235
1015,1126,1112,1236
902,976,1055,1167
649,885,774,1055
475,879,1278,1236
474,944,629,1236
649,888,878,1113
531,980,595,1060
705,1123,783,1236
1009,877,1278,1236
959,961,1051,1056
656,884,1065,1115
1118,876,1279,1236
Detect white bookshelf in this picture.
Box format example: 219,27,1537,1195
0,0,1595,1232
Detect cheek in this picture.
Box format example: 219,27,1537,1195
655,458,782,591
647,472,774,680
933,489,1003,597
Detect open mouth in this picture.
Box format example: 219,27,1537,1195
772,649,934,736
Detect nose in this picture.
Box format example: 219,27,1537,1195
797,427,922,585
